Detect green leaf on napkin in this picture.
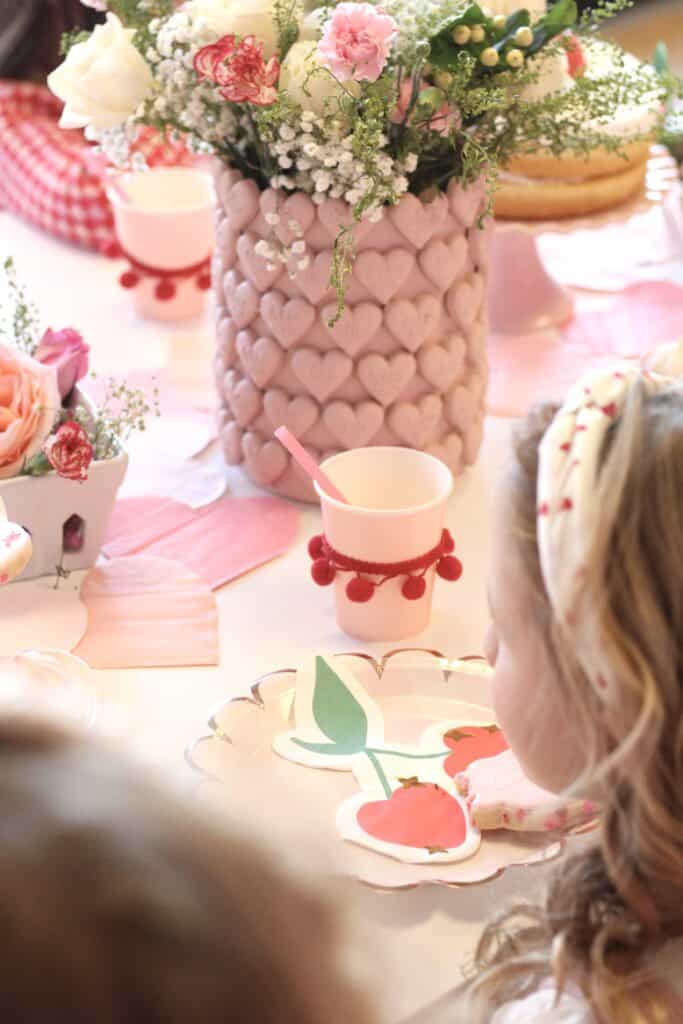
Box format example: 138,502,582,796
305,656,369,754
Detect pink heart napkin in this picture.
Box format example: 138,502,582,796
73,556,219,669
488,281,683,418
102,495,300,589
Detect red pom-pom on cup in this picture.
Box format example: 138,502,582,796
308,534,325,560
437,555,463,582
119,270,139,289
402,575,426,601
346,576,374,603
155,279,176,301
197,272,212,290
442,529,455,554
311,559,335,586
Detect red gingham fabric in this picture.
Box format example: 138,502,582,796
0,81,195,254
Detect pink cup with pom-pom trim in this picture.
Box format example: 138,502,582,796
311,447,458,641
107,168,215,322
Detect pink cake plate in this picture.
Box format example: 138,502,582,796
186,649,595,890
488,145,680,335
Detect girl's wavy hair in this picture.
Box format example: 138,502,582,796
461,382,683,1023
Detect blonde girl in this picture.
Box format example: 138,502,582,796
460,362,683,1022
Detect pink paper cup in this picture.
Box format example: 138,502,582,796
315,447,454,641
107,168,215,322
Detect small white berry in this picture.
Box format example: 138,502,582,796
506,48,525,68
480,47,499,67
514,26,533,47
452,24,471,45
470,25,486,43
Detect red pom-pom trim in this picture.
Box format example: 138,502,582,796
155,279,176,301
437,555,463,582
442,529,455,554
119,270,139,289
197,272,212,290
402,575,426,601
311,559,335,586
308,534,325,560
103,241,122,259
346,576,374,603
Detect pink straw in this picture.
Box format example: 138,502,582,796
274,426,349,504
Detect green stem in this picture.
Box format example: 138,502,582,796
366,747,449,761
366,749,392,799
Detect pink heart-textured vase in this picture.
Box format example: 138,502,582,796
213,164,490,502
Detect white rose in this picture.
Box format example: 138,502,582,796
48,13,154,130
183,0,285,58
298,8,325,41
280,40,358,116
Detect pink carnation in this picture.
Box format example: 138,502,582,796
318,3,398,83
194,34,279,106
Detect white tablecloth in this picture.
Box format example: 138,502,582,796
1,211,560,1022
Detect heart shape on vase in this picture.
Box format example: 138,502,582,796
385,295,441,352
216,315,238,371
463,415,484,466
418,335,466,392
446,273,485,332
389,394,443,447
354,249,415,304
223,370,263,427
390,192,448,249
215,166,242,211
237,233,282,291
264,388,320,436
223,270,260,329
236,329,284,389
242,431,289,485
357,352,416,406
356,781,468,852
224,177,261,233
216,216,237,267
449,178,485,228
290,348,353,402
427,432,463,472
220,419,243,464
260,292,316,349
321,301,383,356
317,198,374,245
418,234,468,292
322,400,384,448
274,191,317,246
291,250,334,306
446,384,478,433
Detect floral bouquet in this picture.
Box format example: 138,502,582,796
47,0,666,501
0,259,156,580
50,0,662,307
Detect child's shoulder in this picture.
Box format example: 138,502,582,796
489,988,594,1024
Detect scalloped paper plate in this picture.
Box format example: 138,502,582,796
187,650,591,890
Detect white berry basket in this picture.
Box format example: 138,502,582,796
0,389,128,583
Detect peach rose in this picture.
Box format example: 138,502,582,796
0,346,59,479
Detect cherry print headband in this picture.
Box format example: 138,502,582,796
536,362,674,701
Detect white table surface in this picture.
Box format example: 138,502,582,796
0,211,561,1023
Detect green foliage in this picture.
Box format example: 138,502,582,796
273,0,300,59
82,375,160,461
60,29,90,57
0,258,40,356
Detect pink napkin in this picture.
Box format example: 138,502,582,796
73,556,219,669
102,495,300,589
488,281,683,418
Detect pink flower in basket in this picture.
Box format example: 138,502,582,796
35,327,90,399
0,345,59,480
43,421,94,482
194,34,279,106
318,3,398,83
